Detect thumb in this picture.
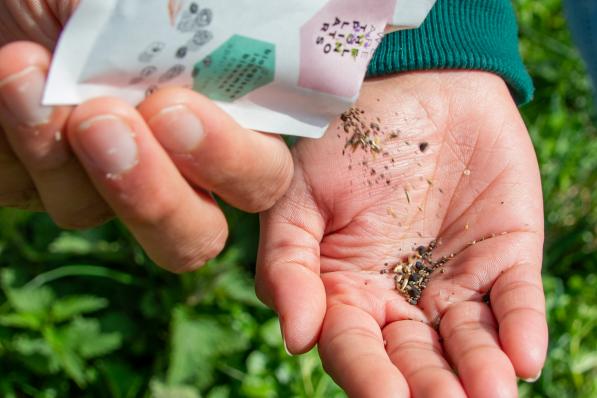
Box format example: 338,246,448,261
255,169,327,354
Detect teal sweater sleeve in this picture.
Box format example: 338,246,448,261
368,0,533,105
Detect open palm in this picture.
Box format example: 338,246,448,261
257,71,547,398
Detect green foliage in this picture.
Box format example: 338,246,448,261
0,209,344,397
0,268,122,392
0,1,595,397
514,0,597,397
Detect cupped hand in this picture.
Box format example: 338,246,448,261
0,1,293,272
256,71,548,397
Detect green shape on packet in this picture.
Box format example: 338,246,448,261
193,35,276,102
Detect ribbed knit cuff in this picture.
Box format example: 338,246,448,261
368,0,534,105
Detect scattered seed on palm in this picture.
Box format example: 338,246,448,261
340,107,384,154
383,240,449,305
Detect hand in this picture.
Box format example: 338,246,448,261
256,71,548,397
0,1,293,272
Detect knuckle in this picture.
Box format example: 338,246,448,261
122,185,183,227
169,227,228,273
241,151,294,213
0,161,41,208
0,189,42,211
52,202,113,230
19,135,74,174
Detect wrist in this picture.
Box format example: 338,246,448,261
369,0,533,105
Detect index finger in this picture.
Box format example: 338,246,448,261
138,88,293,213
66,97,228,272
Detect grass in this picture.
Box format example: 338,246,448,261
0,0,596,397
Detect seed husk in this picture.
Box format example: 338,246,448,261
385,239,453,305
339,107,383,154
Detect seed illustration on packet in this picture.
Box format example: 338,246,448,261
44,0,435,138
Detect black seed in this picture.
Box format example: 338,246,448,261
190,3,199,13
419,142,429,152
410,286,421,296
414,261,425,270
416,245,426,255
409,274,421,283
176,46,188,58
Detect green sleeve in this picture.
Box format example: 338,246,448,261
368,0,534,105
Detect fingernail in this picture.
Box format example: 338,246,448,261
280,321,293,357
148,105,205,154
77,115,139,175
0,66,53,127
522,370,541,383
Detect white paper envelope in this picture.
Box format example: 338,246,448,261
44,0,434,138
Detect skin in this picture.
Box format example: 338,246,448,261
0,0,293,272
1,2,548,396
256,71,548,397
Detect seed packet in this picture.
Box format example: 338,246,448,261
44,0,435,138
388,0,436,32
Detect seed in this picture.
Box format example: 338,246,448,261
339,107,386,154
383,236,457,305
176,46,188,58
419,142,429,152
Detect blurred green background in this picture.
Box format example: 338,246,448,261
0,1,595,397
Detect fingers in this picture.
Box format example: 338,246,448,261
0,126,42,210
0,41,112,227
256,173,326,353
384,321,466,398
66,97,228,272
318,304,409,398
2,0,63,48
137,87,293,213
490,263,547,380
440,302,518,398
